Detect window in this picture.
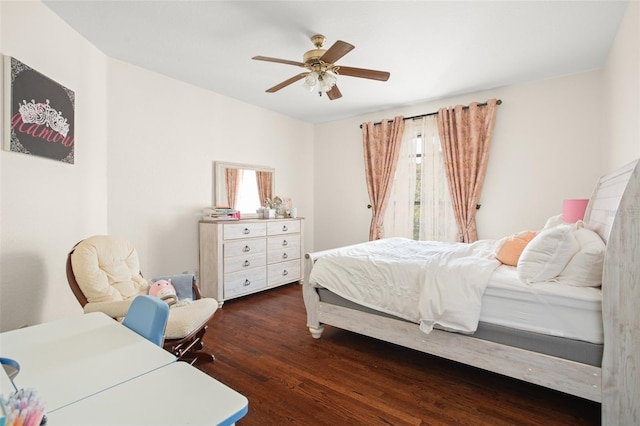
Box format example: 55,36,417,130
384,116,458,242
235,170,260,213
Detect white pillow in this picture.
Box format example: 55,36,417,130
517,224,579,284
557,228,605,287
543,214,564,229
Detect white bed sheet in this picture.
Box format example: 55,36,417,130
480,266,603,344
308,238,500,334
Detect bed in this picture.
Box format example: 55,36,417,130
303,159,640,424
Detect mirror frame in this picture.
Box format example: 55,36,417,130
213,161,275,219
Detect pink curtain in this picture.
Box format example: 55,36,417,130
225,168,243,209
436,99,498,242
362,116,405,240
256,171,272,207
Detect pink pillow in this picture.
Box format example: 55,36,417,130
495,231,537,266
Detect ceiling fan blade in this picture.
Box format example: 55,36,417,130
320,40,354,64
266,73,307,93
326,85,342,100
337,66,390,81
252,56,306,68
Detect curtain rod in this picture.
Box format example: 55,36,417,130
360,99,502,128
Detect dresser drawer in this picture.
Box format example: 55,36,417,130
267,220,300,236
224,252,266,274
224,268,267,298
268,259,301,286
268,234,300,251
224,238,266,258
268,246,301,264
224,222,267,240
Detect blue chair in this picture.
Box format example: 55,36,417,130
122,295,170,347
1,357,20,392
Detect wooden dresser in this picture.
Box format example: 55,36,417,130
199,218,304,306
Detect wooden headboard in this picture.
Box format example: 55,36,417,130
584,159,638,244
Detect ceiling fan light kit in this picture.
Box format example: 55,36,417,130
253,34,390,100
303,72,319,91
303,70,337,94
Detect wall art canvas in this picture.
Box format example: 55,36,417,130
3,56,75,163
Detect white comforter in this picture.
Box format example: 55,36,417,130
308,237,501,334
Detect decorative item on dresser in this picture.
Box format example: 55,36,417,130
199,218,304,306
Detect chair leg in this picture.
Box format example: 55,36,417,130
184,351,215,366
164,326,215,365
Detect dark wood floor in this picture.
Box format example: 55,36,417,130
197,283,601,425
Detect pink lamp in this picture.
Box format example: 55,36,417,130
562,199,589,223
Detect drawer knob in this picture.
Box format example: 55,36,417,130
243,260,251,267
282,253,288,259
243,228,250,234
282,240,288,247
282,270,289,276
282,225,288,232
243,245,251,252
243,279,251,287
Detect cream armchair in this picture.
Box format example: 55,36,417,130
66,235,218,365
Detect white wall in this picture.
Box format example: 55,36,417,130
314,70,605,251
313,0,639,252
603,0,640,170
1,1,108,330
0,1,313,330
106,59,314,277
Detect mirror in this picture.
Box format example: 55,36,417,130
214,161,275,218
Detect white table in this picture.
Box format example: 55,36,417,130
0,312,248,425
47,361,249,425
0,312,176,412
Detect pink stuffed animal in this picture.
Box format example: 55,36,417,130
148,279,178,306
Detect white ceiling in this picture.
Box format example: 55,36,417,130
43,0,628,124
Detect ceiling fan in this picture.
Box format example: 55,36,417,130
252,34,390,100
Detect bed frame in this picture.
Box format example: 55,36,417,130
303,159,640,424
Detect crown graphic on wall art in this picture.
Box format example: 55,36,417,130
18,99,70,137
